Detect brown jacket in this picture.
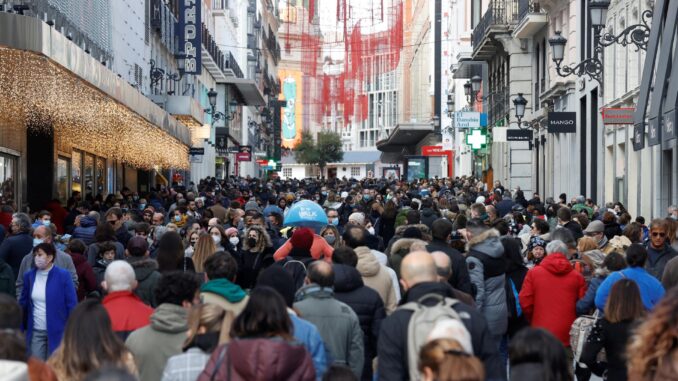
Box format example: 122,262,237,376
197,338,315,381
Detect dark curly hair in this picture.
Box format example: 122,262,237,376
154,271,200,306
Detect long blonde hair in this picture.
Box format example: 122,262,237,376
184,303,234,350
192,233,217,273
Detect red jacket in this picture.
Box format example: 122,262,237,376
103,291,153,339
519,253,586,347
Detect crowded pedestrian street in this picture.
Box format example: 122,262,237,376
1,0,678,381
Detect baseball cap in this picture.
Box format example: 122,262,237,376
126,236,149,257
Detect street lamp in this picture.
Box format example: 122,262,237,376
513,93,529,129
446,94,454,118
463,81,472,101
588,0,610,28
471,75,482,94
549,31,603,84
205,88,237,122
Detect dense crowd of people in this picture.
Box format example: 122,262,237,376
0,175,677,381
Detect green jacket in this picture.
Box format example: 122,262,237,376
125,303,188,381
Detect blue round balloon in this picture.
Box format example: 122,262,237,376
283,200,329,233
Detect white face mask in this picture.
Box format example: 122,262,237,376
212,235,222,245
229,237,239,246
367,227,375,235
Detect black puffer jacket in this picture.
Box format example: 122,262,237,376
333,264,385,381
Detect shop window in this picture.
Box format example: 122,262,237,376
351,167,361,177
84,154,94,199
0,154,17,205
56,157,70,204
96,157,106,196
72,151,82,194
283,168,292,178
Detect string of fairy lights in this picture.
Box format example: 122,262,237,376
0,48,189,170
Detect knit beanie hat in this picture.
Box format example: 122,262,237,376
256,266,296,307
290,227,314,250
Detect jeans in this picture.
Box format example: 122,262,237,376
30,329,49,361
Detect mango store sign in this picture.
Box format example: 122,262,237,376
455,112,487,128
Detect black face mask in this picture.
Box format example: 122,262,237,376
247,237,257,247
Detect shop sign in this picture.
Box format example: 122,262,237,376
663,110,676,142
632,123,645,151
215,128,228,153
227,146,239,153
236,145,252,161
422,146,452,156
179,0,202,74
507,129,533,141
648,117,661,146
548,112,577,133
602,108,635,125
188,147,204,155
454,112,487,128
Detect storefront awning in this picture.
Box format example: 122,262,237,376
0,12,190,169
377,123,434,153
221,77,266,106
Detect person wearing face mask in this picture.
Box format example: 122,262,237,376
18,242,77,360
236,225,274,290
208,225,228,252
320,225,342,249
224,227,241,251
31,211,53,230
14,225,78,300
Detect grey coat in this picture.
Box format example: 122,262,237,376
294,284,364,379
466,229,508,337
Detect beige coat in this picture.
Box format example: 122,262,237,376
355,246,397,314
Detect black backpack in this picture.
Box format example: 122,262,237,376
281,257,315,291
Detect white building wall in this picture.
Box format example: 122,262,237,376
110,0,148,92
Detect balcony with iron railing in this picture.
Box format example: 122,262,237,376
486,86,510,127
514,0,548,39
201,23,243,79
471,0,520,59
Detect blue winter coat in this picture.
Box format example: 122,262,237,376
595,267,665,311
19,265,78,355
576,276,605,316
72,216,98,245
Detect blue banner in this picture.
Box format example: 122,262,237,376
179,0,202,75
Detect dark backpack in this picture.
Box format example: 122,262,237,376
281,257,314,291
0,261,16,297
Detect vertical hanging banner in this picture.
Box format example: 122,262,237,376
179,0,202,75
279,69,304,149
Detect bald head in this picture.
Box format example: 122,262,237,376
307,260,334,287
431,251,452,282
400,251,437,291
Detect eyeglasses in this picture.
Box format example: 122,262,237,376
651,232,667,237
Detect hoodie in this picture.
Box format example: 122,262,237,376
355,246,397,314
518,253,586,347
125,303,189,381
200,278,249,316
466,229,508,337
